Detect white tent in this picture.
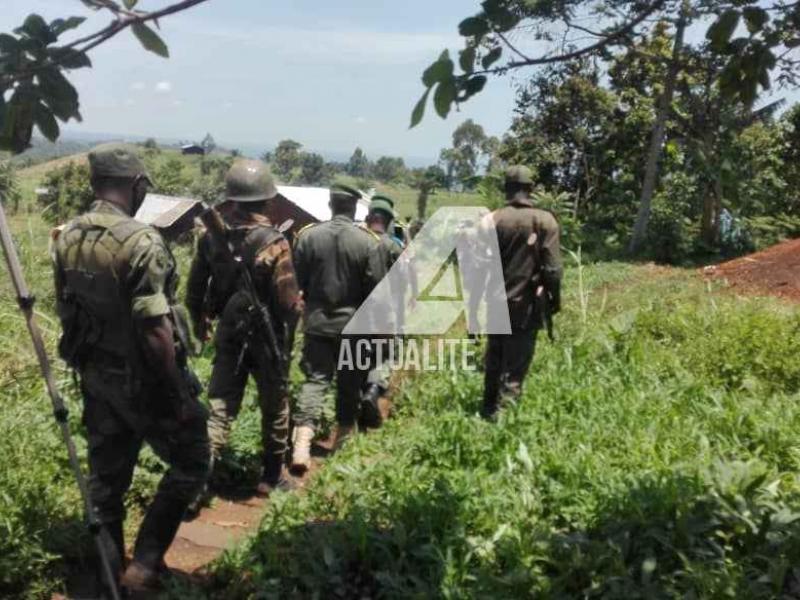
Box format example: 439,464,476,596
275,185,369,222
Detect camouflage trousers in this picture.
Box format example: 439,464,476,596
294,334,370,428
482,329,539,417
80,362,210,571
207,337,290,475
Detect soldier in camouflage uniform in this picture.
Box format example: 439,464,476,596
186,160,302,495
51,145,210,592
290,184,386,473
481,165,562,420
360,194,403,428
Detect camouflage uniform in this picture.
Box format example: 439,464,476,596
186,206,300,481
53,165,210,579
293,188,386,431
481,166,562,418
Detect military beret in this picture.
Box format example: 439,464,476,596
505,165,534,185
89,144,152,183
369,194,395,219
330,183,362,202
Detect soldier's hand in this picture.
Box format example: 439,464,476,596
194,317,213,343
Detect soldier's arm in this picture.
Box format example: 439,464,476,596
292,232,310,295
538,212,563,314
364,237,387,297
185,233,211,337
128,232,191,418
255,238,303,318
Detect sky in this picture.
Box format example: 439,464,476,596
3,0,522,165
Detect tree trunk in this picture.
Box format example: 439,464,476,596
628,4,688,254
701,171,723,246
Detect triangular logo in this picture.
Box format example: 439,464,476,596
418,250,463,302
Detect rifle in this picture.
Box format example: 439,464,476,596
0,200,122,600
199,206,287,371
535,285,555,342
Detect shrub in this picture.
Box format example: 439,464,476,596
37,162,94,224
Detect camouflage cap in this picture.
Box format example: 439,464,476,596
226,159,278,202
505,165,534,185
89,144,151,183
369,194,395,220
330,183,362,202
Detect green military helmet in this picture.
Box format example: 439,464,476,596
505,165,534,185
369,194,395,221
226,159,278,202
89,143,152,183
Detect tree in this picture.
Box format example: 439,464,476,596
37,161,93,224
1,0,211,154
201,133,216,154
299,152,327,186
372,156,407,183
346,147,371,178
273,139,303,179
412,165,446,219
439,119,494,189
150,156,190,196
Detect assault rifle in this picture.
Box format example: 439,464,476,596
0,200,121,600
199,206,287,371
535,285,555,342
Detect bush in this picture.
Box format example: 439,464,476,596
37,162,94,224
0,161,22,213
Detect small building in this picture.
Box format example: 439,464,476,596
181,143,205,156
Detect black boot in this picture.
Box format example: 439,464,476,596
95,519,125,595
359,384,384,430
257,455,297,496
130,494,186,575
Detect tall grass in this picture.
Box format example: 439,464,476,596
190,263,800,599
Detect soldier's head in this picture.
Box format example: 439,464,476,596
366,194,395,233
329,183,361,219
224,159,277,214
504,165,534,201
88,144,152,216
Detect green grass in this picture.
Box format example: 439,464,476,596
174,263,800,599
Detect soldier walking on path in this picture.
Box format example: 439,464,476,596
51,145,210,593
186,160,303,496
290,184,386,474
360,194,403,428
480,165,563,420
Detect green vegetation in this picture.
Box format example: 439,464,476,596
183,264,800,599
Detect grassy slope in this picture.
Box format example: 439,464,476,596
187,263,800,599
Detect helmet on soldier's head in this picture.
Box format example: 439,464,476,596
369,194,395,221
505,165,534,186
89,144,152,183
225,159,278,202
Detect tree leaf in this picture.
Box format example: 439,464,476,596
462,75,487,99
459,46,476,73
422,50,453,87
123,0,139,8
459,16,490,37
433,79,456,118
52,48,92,69
742,7,768,34
707,10,740,52
482,46,502,69
34,102,60,142
50,17,87,37
15,14,56,45
131,22,169,58
37,68,80,120
410,88,430,129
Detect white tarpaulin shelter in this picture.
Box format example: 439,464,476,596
275,185,369,222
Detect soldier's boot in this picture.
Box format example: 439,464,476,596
257,456,298,496
125,494,185,592
290,425,314,475
359,384,384,430
96,520,125,595
332,423,356,452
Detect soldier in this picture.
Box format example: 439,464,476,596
360,194,402,428
186,159,302,496
51,145,210,592
290,184,385,473
480,165,562,420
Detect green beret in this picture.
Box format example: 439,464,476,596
89,144,151,183
505,165,533,185
369,194,395,219
330,183,362,202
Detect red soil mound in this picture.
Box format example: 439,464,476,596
705,238,800,302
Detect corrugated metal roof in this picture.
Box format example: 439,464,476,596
276,185,369,222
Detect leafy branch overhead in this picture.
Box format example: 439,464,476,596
0,0,210,153
411,0,800,127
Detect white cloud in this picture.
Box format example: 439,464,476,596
125,99,136,107
155,81,173,94
172,99,184,107
355,116,367,124
223,101,234,110
130,81,145,92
